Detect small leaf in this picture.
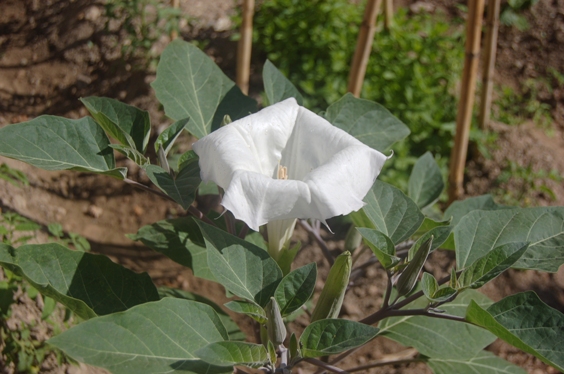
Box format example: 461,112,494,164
81,96,151,153
408,225,452,260
421,272,438,299
427,350,527,374
466,291,564,371
263,60,304,105
224,300,266,324
408,152,445,209
143,160,201,210
396,237,433,297
274,262,317,316
289,333,300,362
310,252,351,322
152,39,257,139
357,228,400,269
265,297,287,346
109,144,148,165
300,319,380,358
155,118,189,156
0,243,159,320
351,180,424,245
0,116,126,179
459,242,529,289
49,298,231,374
324,93,410,152
196,342,268,368
198,221,283,307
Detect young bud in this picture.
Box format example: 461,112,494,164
310,251,352,322
265,297,287,346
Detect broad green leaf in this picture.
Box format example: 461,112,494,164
155,118,189,156
379,290,495,359
0,243,159,320
300,319,380,358
263,60,304,106
324,93,410,152
80,96,151,153
396,237,433,297
459,242,529,289
455,207,564,271
351,180,424,245
407,225,453,260
197,221,283,307
49,298,231,374
127,218,213,281
196,342,268,368
143,159,201,210
224,300,266,324
408,152,444,209
158,287,244,341
0,116,126,179
466,291,564,371
152,39,257,139
444,194,501,226
357,228,400,269
274,263,316,316
427,350,527,374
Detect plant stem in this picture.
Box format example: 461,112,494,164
299,220,334,266
304,358,349,373
346,358,423,373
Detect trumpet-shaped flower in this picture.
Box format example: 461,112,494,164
192,98,388,232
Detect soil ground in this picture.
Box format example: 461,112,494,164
0,0,564,373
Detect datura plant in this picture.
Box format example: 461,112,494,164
0,40,563,374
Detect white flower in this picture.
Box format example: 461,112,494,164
192,98,388,232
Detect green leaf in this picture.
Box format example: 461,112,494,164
351,180,424,244
158,287,245,341
80,96,151,153
379,290,495,359
224,300,266,324
407,225,453,260
0,243,159,320
263,60,304,106
408,152,444,209
427,350,527,374
324,93,410,152
459,242,529,289
0,116,126,179
274,262,317,316
357,228,400,269
421,273,457,303
109,144,148,165
466,291,564,371
197,221,283,307
152,39,257,139
49,298,231,374
444,195,501,226
155,118,189,156
300,319,380,358
143,159,201,210
127,218,213,281
197,342,268,368
455,207,564,271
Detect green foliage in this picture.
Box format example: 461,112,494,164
500,0,539,30
252,3,464,188
0,163,28,188
493,81,552,128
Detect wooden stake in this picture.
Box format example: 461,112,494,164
448,0,486,204
236,0,255,95
170,0,180,40
347,0,383,97
478,0,501,129
384,0,393,30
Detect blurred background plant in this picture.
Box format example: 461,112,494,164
500,0,539,30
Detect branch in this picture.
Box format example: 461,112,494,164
299,220,334,266
304,358,349,373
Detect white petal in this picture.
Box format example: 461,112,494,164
192,98,299,188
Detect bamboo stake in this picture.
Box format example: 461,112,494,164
384,0,393,30
478,0,501,129
170,0,180,40
447,0,486,204
236,0,255,95
347,0,383,97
